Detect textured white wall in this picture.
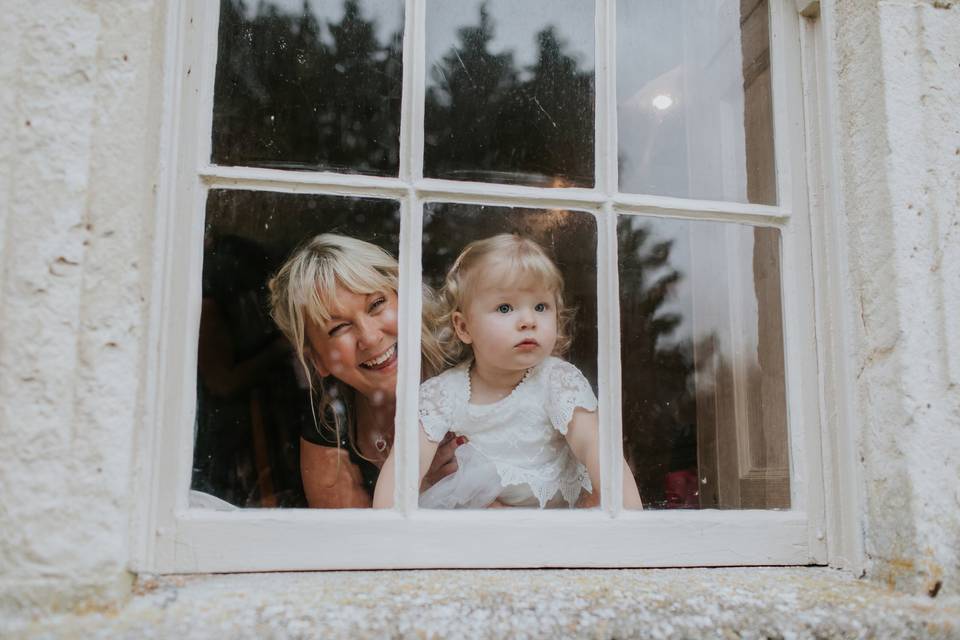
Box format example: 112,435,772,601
0,0,957,615
832,0,960,595
0,0,165,614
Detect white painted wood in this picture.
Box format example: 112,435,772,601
770,0,828,562
139,0,832,573
799,1,864,572
416,177,604,207
410,0,426,181
615,193,787,224
396,191,423,514
163,509,811,572
142,0,220,572
200,165,409,197
130,0,187,573
398,0,416,182
600,204,623,514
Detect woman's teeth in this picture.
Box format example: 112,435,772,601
361,344,396,368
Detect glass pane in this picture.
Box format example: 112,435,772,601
424,0,595,187
192,190,400,509
617,215,789,509
212,0,404,175
419,205,602,508
617,0,777,204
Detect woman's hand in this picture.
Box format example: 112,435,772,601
420,432,467,492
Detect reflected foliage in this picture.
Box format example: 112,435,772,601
424,4,594,187
617,219,699,509
213,0,403,174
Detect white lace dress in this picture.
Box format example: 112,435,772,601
418,356,596,509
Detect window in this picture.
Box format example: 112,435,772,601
139,0,828,572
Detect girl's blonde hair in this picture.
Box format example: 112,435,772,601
437,233,574,364
269,233,445,447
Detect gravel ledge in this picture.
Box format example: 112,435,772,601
5,567,959,639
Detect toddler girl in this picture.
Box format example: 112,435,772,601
374,234,643,509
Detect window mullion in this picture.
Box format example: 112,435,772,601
395,192,424,514
599,202,623,515
596,0,624,514
407,0,427,183
194,1,219,172
598,0,617,196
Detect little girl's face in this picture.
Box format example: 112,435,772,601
452,272,558,376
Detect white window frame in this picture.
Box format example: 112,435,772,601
132,0,847,573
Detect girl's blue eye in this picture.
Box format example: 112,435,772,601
534,303,547,312
497,304,512,313
370,296,386,312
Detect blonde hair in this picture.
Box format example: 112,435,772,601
437,233,574,364
269,233,445,448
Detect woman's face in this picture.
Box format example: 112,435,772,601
305,287,399,406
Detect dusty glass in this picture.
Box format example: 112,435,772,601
191,190,400,509
212,0,404,174
424,0,595,187
419,204,600,508
618,215,789,509
617,0,777,204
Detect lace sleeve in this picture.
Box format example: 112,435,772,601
546,359,598,434
418,374,452,442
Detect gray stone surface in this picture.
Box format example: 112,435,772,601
4,568,959,639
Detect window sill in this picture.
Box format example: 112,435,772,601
8,567,958,638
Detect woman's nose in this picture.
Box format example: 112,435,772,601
356,317,382,348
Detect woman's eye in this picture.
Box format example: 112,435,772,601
369,296,386,312
534,303,548,312
497,304,512,314
328,322,350,337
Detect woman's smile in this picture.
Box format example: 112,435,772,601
360,343,398,370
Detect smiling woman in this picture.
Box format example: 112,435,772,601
190,191,462,509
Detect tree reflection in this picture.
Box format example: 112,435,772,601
425,4,595,186
618,219,699,509
213,0,403,173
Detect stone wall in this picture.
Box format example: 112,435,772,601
0,0,958,615
831,0,960,596
0,0,166,613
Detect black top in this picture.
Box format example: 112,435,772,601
300,414,380,498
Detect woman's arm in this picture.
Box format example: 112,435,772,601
565,408,644,509
373,424,439,508
300,438,372,508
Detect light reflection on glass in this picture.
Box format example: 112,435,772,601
617,0,777,204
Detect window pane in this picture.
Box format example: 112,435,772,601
212,0,404,175
192,190,400,509
420,204,599,508
618,215,789,509
617,0,777,204
424,0,595,187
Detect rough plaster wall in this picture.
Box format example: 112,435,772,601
0,0,164,614
832,0,960,595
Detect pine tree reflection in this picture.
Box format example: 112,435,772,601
617,220,700,509
425,3,594,186
213,0,403,173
